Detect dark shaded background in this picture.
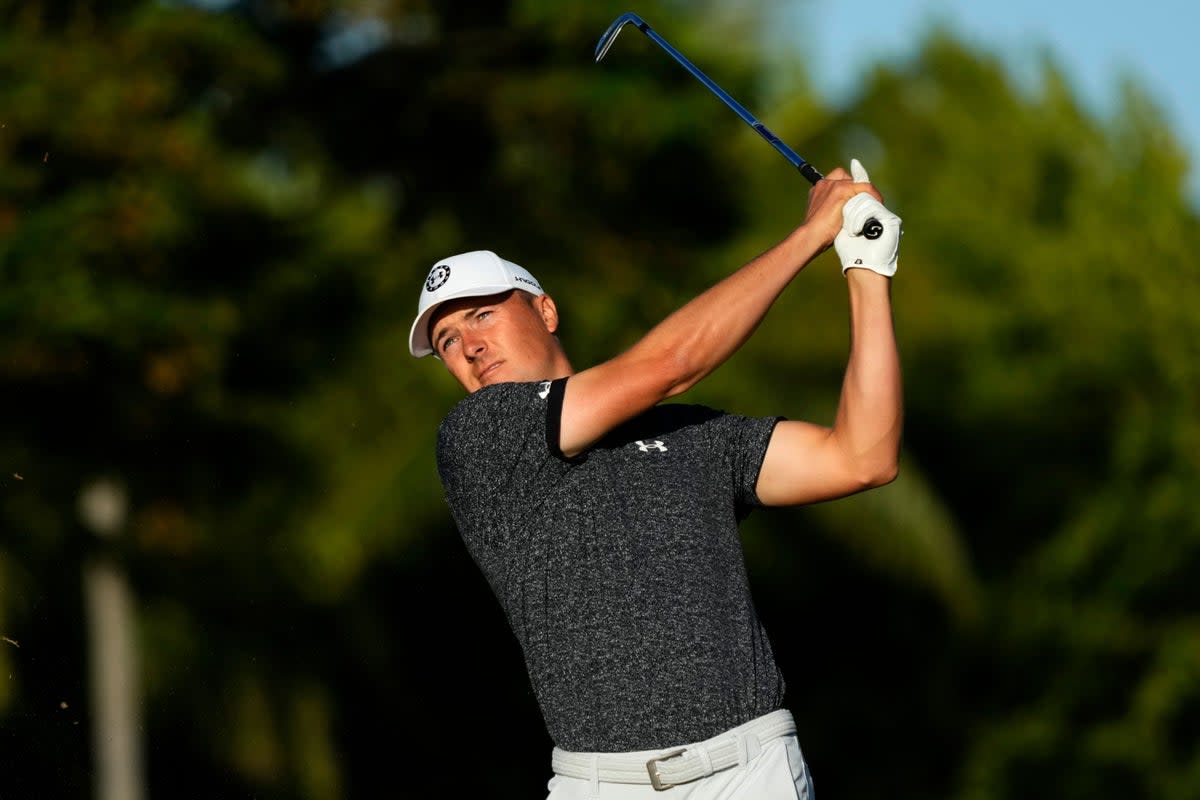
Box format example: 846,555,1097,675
1,1,1197,798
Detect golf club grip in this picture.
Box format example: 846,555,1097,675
800,163,884,240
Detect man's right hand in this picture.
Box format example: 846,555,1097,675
801,160,884,251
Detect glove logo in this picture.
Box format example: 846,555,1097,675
425,264,451,292
854,259,863,264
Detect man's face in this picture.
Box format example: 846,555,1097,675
428,290,565,393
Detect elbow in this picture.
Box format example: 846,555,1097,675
873,461,900,488
658,347,704,398
830,431,901,494
848,426,902,490
855,455,899,490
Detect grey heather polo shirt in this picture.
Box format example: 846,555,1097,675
436,377,786,752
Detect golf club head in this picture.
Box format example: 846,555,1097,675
595,12,647,62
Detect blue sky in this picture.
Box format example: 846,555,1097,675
787,0,1197,202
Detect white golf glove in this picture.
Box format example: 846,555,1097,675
834,158,902,277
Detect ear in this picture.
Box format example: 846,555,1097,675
534,294,560,334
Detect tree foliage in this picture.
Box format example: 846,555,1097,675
1,1,1197,799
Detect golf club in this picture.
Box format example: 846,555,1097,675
595,12,883,239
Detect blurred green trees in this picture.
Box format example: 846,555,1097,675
1,1,1197,799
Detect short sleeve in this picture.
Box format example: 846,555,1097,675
699,412,784,510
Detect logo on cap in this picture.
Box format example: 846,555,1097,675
425,264,451,292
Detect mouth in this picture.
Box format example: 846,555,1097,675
476,361,504,384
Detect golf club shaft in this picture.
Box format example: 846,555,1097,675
596,13,882,238
629,20,823,184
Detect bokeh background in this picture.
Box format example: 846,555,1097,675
2,1,1197,798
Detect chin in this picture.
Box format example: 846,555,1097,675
477,364,510,387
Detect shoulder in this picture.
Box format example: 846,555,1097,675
437,380,554,461
440,380,553,432
436,380,562,504
657,403,784,460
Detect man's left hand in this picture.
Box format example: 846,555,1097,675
835,158,902,277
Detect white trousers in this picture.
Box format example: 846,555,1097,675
545,729,814,800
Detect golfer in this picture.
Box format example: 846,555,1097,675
411,159,903,799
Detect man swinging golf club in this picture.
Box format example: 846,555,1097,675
411,157,902,798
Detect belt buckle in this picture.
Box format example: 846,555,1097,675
646,747,688,791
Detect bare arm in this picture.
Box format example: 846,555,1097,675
754,268,902,506
558,167,876,458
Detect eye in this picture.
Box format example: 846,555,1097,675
440,336,459,353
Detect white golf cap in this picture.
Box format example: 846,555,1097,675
408,249,545,357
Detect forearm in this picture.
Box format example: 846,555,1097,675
557,167,869,457
630,224,829,397
831,270,903,484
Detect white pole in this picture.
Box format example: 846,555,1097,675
79,477,145,800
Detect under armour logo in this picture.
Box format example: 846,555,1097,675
537,381,551,399
635,440,667,453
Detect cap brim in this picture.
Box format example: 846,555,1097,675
408,283,518,357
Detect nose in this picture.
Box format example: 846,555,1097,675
461,330,487,360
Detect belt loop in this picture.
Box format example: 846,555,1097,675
695,745,714,777
589,754,600,798
745,733,762,763
735,732,763,767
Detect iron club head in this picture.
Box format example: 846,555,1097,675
595,12,647,62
